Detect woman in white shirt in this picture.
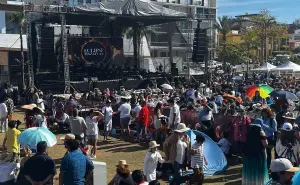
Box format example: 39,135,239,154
143,141,164,182
102,100,113,141
117,98,131,140
85,109,103,159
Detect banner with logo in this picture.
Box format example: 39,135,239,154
68,37,123,66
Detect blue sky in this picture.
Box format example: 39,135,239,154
217,0,300,23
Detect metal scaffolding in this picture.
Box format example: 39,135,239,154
25,11,35,89
24,0,71,92
149,0,217,78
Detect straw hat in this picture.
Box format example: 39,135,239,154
116,160,129,167
282,112,296,120
60,133,75,141
174,123,190,133
21,104,37,110
149,141,160,149
32,107,45,114
252,103,264,110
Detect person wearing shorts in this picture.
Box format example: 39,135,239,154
117,98,131,140
85,109,103,159
102,100,113,141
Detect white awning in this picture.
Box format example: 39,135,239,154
251,62,276,72
270,61,300,72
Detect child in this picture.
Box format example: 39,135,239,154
143,141,165,182
2,120,21,162
191,135,207,185
217,132,231,157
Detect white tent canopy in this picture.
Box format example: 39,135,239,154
270,61,300,72
251,62,276,72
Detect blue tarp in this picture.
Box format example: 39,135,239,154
187,130,228,176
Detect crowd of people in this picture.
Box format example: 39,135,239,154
2,73,300,184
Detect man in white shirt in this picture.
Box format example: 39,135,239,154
0,100,8,133
167,99,181,131
132,101,142,123
69,108,87,145
117,98,131,139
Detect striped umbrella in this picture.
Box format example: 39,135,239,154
18,127,57,149
246,84,274,99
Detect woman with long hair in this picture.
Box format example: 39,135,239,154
261,108,277,169
242,119,269,185
276,123,300,166
153,102,163,142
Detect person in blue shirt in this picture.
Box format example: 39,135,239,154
252,91,263,103
261,108,277,169
266,97,274,105
59,139,94,185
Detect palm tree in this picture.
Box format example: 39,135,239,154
124,26,154,69
214,16,234,67
8,12,26,90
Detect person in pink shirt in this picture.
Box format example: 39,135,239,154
232,108,251,158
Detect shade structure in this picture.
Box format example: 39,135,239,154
18,127,57,149
246,84,274,99
72,0,188,26
269,90,298,99
270,61,300,72
187,130,227,176
251,62,276,72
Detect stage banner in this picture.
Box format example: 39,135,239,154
68,37,123,66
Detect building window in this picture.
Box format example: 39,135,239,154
86,0,91,3
153,50,158,57
161,52,167,57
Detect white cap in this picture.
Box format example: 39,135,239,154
282,122,293,131
270,158,299,172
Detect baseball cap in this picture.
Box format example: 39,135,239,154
282,122,293,132
270,158,300,173
60,133,75,141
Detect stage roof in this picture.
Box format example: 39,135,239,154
30,0,188,27
73,0,187,17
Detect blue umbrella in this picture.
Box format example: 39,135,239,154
269,90,298,99
187,130,228,176
18,127,57,149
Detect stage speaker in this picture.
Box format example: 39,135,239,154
192,23,208,63
171,67,179,76
40,26,55,70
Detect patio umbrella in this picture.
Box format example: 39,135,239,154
18,127,57,149
246,84,274,99
269,90,298,99
161,84,173,90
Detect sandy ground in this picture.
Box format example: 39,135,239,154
0,110,243,185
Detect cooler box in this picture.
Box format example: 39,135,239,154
93,161,107,185
0,163,18,183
